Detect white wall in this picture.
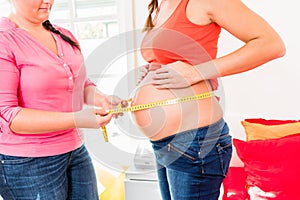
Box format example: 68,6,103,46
132,0,300,130
220,0,300,120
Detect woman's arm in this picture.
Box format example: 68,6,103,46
84,85,128,112
0,69,111,134
10,85,119,134
84,84,107,106
152,0,286,88
10,109,76,134
10,107,111,134
9,85,124,134
202,0,285,77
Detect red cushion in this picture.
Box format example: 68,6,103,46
222,167,249,200
233,134,300,199
245,118,300,125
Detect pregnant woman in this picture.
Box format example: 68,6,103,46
131,0,286,199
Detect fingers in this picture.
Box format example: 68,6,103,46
94,108,110,116
152,71,170,80
154,67,169,74
140,64,149,74
151,66,191,89
137,63,163,85
154,84,176,89
95,108,113,127
148,63,161,71
152,68,171,87
137,65,150,85
113,99,129,118
120,100,129,107
153,80,175,89
104,95,127,109
109,95,123,106
74,107,112,129
152,78,170,86
108,96,129,108
103,95,129,118
98,115,112,124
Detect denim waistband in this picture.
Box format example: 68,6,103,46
150,118,227,145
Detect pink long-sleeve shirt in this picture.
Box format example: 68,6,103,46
0,17,95,157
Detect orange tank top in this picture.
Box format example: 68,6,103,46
141,0,221,89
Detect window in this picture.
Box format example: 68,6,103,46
0,0,10,17
51,0,137,89
51,0,119,57
0,0,119,57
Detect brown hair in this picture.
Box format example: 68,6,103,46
142,0,158,32
42,20,81,50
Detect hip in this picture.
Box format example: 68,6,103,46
151,119,232,175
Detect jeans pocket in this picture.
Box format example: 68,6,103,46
167,143,196,161
201,135,232,176
0,155,34,165
153,141,199,170
216,135,232,176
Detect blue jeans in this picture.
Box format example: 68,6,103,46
0,145,98,200
151,119,232,200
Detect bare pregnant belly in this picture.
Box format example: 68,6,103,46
131,72,223,141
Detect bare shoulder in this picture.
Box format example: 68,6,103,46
186,0,215,25
205,0,252,23
186,0,245,24
188,0,225,12
203,0,282,44
187,0,210,8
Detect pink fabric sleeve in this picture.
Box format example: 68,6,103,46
0,41,22,133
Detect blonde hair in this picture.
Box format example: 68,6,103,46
142,0,158,32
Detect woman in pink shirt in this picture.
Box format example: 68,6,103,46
0,0,123,199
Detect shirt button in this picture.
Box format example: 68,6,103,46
69,76,73,80
63,63,67,67
60,53,64,57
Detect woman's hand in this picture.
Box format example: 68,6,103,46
136,63,162,85
152,61,201,89
74,107,112,129
84,86,128,117
136,64,150,85
95,94,128,118
75,91,128,129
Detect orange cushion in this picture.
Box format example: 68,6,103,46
241,119,300,141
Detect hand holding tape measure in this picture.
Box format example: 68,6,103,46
101,91,214,142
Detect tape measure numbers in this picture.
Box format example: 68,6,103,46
101,91,215,142
109,91,214,114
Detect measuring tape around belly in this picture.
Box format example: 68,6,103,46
101,91,215,142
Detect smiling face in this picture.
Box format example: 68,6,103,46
10,0,54,24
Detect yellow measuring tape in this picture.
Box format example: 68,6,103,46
101,91,214,142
